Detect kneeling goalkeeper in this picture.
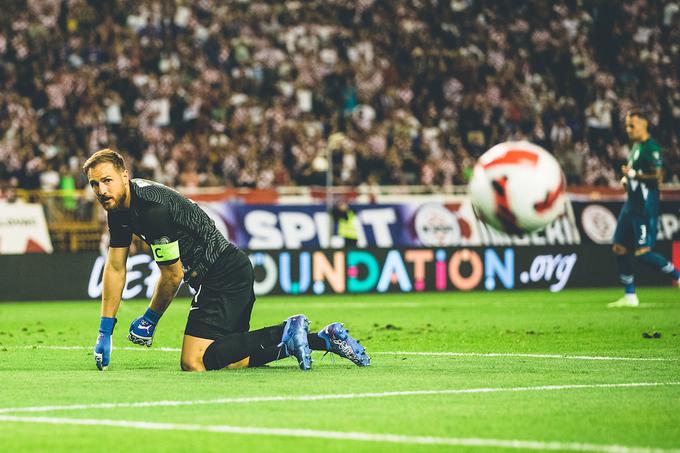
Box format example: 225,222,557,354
85,149,370,371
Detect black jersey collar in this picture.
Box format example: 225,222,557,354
127,180,139,215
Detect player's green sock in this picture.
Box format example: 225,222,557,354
638,251,680,279
616,254,635,294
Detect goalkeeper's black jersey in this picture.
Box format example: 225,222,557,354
107,179,232,289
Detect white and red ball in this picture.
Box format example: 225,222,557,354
468,141,566,234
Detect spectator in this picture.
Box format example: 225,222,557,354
0,0,678,191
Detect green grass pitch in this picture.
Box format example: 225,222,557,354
0,288,679,452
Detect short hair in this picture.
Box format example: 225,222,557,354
627,107,651,123
518,116,535,135
82,149,126,174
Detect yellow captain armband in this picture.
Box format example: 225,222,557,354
151,239,180,263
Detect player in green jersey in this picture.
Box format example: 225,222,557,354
609,109,680,307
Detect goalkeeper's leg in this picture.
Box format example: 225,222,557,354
180,326,328,371
180,248,327,371
181,326,279,371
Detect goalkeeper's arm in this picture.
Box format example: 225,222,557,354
149,260,184,314
128,259,183,347
101,247,129,317
94,246,129,370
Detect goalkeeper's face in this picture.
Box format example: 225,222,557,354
87,162,130,211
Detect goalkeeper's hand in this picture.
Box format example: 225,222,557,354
94,317,116,371
128,308,161,347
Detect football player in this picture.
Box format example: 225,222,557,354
85,149,370,370
609,109,680,307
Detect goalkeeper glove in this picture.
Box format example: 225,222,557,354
94,317,116,371
128,308,161,347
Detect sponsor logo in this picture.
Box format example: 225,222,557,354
414,204,461,246
137,323,153,333
213,203,581,250
250,247,579,296
658,214,680,241
88,254,195,300
0,203,53,253
519,253,577,292
581,204,617,244
244,207,398,249
86,245,583,300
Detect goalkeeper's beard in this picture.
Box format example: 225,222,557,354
99,192,128,211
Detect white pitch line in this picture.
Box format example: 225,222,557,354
0,382,678,415
7,345,680,362
0,415,677,453
261,302,428,309
9,345,182,352
378,352,680,362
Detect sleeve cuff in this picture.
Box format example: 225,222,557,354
99,317,117,334
143,308,162,325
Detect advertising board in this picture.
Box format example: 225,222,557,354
1,244,676,301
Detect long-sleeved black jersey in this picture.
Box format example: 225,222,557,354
107,178,232,289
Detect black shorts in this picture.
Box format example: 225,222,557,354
184,248,256,340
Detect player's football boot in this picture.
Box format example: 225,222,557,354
279,314,312,370
607,294,640,308
318,322,370,367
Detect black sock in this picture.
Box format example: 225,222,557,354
248,334,329,367
308,333,327,351
203,325,330,370
248,345,287,367
203,324,284,371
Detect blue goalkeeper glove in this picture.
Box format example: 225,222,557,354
128,308,161,347
94,317,116,371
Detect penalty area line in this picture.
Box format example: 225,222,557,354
0,382,679,415
0,415,677,453
8,345,680,362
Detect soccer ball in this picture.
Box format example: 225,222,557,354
468,141,566,234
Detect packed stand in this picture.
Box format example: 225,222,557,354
1,0,679,197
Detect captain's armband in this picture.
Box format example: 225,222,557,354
151,240,180,263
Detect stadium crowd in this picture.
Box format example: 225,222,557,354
1,0,679,196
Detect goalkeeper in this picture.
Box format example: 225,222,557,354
84,149,370,371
